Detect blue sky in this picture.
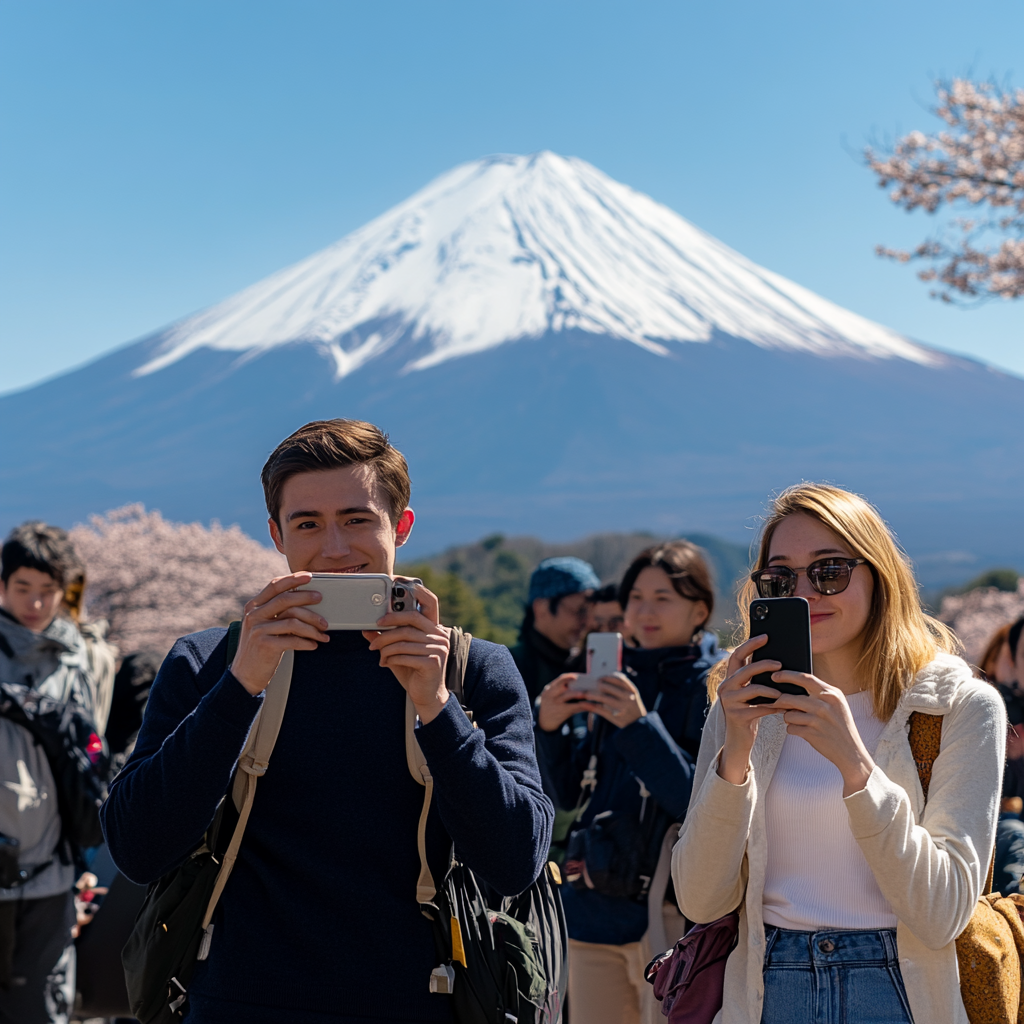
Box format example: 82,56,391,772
1,0,1022,393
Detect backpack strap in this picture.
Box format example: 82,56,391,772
226,620,242,664
197,630,294,958
908,710,995,895
406,627,473,907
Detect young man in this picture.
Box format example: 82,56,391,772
0,522,95,1024
510,557,599,704
102,419,553,1024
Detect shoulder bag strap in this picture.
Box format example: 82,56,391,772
197,640,294,956
405,626,473,906
909,710,995,895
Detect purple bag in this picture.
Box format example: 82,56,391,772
644,912,739,1023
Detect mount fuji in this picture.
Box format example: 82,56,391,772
2,152,1022,584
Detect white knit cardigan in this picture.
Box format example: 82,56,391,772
672,653,1006,1024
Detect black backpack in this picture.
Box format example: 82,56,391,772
407,629,568,1024
0,679,110,850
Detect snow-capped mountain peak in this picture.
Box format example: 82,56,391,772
135,151,940,378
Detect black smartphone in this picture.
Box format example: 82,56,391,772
745,597,813,705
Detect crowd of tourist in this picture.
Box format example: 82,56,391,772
0,417,1019,1024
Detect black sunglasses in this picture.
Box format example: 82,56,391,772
751,558,868,598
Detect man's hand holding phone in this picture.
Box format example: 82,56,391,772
231,573,330,696
364,581,451,724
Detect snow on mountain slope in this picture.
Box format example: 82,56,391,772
136,152,940,378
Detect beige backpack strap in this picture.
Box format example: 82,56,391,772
406,627,473,907
197,650,294,957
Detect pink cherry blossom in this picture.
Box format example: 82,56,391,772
69,504,286,661
867,78,1024,302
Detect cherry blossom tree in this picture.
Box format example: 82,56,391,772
938,578,1024,664
866,78,1024,302
69,504,286,660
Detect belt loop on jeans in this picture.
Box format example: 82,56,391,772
878,927,899,965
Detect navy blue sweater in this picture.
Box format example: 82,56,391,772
102,628,553,1024
535,636,721,945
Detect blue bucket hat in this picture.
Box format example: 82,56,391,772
527,557,601,605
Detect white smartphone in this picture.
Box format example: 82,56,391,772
294,574,421,630
571,632,623,691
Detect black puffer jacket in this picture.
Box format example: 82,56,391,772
535,633,723,944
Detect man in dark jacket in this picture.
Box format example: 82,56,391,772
102,418,553,1024
510,557,600,705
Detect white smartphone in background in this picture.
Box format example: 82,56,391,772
294,574,422,630
571,632,623,691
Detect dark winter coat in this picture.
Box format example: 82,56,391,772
535,633,723,945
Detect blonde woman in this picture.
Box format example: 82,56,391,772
672,484,1005,1024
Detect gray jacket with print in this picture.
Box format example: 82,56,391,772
0,609,95,900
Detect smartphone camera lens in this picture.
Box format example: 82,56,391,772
393,601,405,611
753,603,769,621
393,586,406,598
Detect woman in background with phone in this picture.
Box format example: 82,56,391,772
672,483,1005,1024
536,541,724,1024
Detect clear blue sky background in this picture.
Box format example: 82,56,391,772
1,0,1022,394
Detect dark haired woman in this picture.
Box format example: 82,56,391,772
536,541,724,1024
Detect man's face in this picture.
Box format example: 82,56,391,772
0,567,65,633
269,465,414,575
533,591,591,650
587,600,624,635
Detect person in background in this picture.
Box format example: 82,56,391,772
978,622,1015,685
0,522,97,1024
62,560,118,737
510,557,600,705
987,618,1024,803
674,484,1004,1024
585,583,625,638
995,618,1024,896
536,541,722,1024
104,652,162,769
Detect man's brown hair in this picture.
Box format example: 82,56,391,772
261,420,411,526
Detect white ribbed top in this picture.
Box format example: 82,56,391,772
762,690,897,930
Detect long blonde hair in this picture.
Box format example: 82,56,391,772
709,483,958,720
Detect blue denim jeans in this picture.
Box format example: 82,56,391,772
761,926,914,1024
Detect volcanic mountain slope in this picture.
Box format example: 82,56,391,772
2,152,1022,585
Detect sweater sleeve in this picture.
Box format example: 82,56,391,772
843,681,1006,949
101,630,264,884
672,699,753,923
612,710,695,820
414,639,554,896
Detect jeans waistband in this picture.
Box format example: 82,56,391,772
764,926,899,968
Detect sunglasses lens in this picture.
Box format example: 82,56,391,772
754,570,796,598
807,560,852,595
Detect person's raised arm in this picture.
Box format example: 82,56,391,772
102,573,330,883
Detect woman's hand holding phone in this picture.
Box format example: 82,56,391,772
717,635,785,784
538,671,648,732
769,673,875,796
587,673,647,728
538,674,598,731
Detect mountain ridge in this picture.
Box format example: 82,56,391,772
133,152,941,379
1,152,1022,588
